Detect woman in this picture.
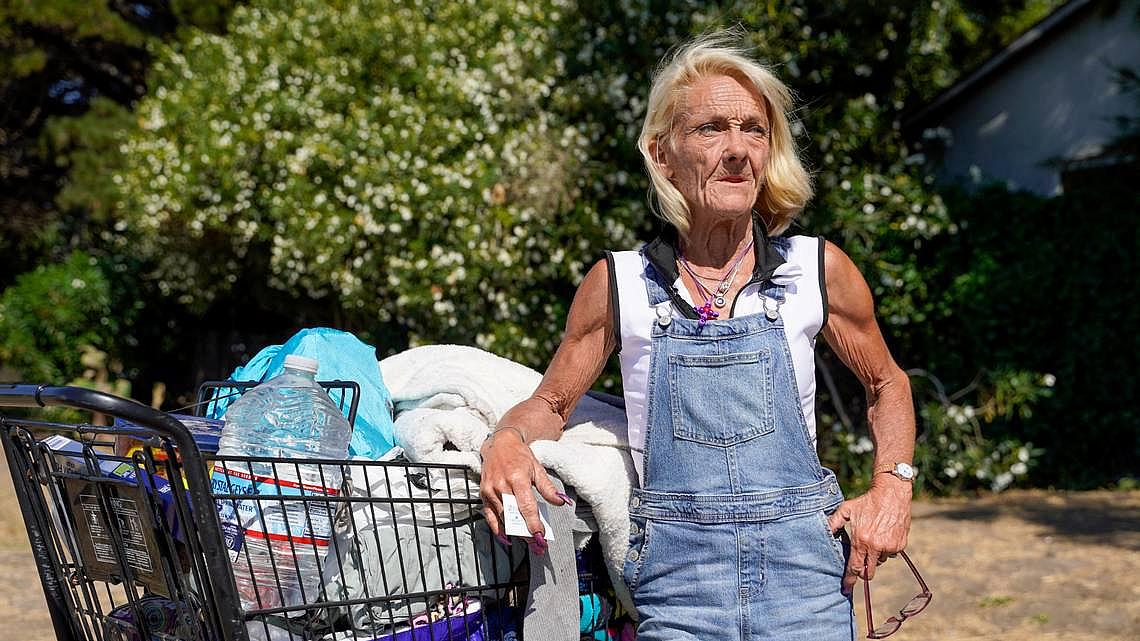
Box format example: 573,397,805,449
480,32,914,640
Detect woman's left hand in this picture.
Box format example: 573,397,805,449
827,476,913,595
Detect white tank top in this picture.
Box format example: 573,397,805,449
609,235,827,484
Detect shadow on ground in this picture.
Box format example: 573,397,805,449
922,490,1140,551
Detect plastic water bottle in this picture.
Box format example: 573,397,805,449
212,355,351,615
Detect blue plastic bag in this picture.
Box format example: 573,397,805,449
211,327,396,460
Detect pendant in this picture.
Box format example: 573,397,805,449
694,301,719,327
717,281,731,295
714,296,726,307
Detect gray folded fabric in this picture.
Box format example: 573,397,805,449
523,475,579,641
319,464,525,635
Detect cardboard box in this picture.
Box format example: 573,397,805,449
111,413,224,456
44,434,186,543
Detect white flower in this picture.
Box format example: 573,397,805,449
1041,374,1056,388
847,436,874,454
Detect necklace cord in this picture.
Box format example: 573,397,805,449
678,238,753,323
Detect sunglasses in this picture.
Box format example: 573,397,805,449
862,550,932,639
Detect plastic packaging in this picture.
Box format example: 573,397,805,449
212,355,351,613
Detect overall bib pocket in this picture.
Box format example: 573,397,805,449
668,349,775,446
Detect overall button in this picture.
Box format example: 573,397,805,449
630,523,640,535
763,297,780,320
828,482,838,495
630,496,640,508
628,549,639,562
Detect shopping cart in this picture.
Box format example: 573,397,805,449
0,383,528,641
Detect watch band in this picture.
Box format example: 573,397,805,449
874,462,916,480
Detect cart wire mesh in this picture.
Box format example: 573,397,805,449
0,384,528,641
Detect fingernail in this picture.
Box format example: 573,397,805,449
495,533,511,547
530,533,548,555
555,492,574,506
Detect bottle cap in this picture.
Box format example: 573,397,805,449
283,354,319,374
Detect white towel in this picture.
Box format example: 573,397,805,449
379,344,637,615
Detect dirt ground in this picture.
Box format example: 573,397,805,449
2,453,1137,641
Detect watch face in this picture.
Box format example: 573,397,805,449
896,463,915,479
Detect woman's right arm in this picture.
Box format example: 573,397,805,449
479,258,616,548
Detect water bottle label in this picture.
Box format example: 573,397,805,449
211,464,338,548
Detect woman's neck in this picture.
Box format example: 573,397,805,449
678,214,755,269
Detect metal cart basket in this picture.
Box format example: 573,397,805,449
0,383,528,641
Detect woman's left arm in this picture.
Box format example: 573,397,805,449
819,240,915,596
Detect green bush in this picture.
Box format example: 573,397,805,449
97,0,640,366
919,175,1140,487
0,251,119,382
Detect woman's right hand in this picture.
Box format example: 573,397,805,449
477,258,616,555
478,427,566,555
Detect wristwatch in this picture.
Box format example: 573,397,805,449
874,462,916,482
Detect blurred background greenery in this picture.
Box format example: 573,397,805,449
1,0,1135,494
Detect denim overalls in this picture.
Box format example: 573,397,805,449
622,253,855,640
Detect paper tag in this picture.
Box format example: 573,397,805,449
500,493,553,540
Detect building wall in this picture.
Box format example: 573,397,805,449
934,0,1139,195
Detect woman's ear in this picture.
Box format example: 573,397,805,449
648,137,673,179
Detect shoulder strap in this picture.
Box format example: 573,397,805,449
604,251,622,353
817,236,829,331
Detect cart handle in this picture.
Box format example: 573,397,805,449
0,383,247,641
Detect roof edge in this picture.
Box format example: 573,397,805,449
902,0,1099,135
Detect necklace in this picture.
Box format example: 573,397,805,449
678,238,754,326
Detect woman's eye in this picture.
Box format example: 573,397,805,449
696,123,719,135
747,125,768,137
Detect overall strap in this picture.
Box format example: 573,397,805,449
641,249,697,316
758,237,791,318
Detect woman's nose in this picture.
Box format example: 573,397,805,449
723,130,747,164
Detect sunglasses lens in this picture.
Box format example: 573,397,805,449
870,617,903,639
901,593,931,616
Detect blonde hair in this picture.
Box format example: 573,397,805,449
638,30,813,237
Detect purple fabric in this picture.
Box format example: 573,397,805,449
371,606,519,641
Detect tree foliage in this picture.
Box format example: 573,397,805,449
11,0,1126,492
0,0,238,288
85,0,640,364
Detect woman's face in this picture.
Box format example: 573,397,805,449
656,74,771,221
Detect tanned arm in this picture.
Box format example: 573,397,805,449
820,240,916,595
479,258,616,549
